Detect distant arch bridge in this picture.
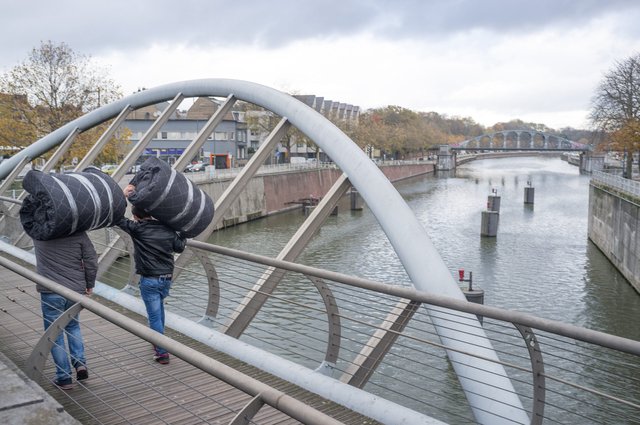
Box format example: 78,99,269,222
452,129,591,151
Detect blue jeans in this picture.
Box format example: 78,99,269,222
139,276,172,355
40,292,86,383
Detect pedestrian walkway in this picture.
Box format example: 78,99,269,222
0,265,378,424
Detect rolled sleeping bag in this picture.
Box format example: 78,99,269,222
127,157,214,238
20,167,127,241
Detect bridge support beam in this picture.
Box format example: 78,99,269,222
436,145,456,171
580,152,605,174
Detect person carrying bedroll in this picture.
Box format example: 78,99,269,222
32,232,97,389
19,167,123,390
116,184,186,364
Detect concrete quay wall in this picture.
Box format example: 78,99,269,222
198,162,434,230
588,183,640,293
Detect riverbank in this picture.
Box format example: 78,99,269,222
588,172,640,294
196,161,435,230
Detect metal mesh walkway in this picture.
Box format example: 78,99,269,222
0,264,378,425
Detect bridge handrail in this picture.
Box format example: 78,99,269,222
0,254,351,425
187,239,640,356
2,228,640,423
0,238,444,425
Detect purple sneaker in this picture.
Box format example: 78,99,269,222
153,353,170,365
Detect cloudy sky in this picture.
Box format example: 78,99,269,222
2,0,640,130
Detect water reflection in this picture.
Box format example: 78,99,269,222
209,156,640,338
202,156,640,422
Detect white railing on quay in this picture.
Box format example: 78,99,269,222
592,170,640,199
182,159,431,183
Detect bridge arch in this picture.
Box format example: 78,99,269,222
454,129,591,151
0,79,527,424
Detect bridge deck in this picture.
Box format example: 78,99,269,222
0,264,377,425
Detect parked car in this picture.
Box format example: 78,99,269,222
128,164,142,174
185,162,206,173
290,156,306,165
100,164,117,175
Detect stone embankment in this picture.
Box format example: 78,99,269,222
197,162,434,230
589,173,640,294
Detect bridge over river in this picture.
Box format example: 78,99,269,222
435,129,604,174
0,79,639,424
453,129,591,152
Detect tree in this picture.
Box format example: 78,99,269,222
0,41,122,162
589,53,640,177
354,106,446,159
0,93,37,155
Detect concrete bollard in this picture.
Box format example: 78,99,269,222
350,189,363,210
524,186,535,204
463,288,485,324
481,210,499,237
458,269,485,324
487,195,501,213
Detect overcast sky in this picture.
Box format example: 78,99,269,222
2,0,640,130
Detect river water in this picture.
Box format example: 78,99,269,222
203,156,640,423
209,156,640,338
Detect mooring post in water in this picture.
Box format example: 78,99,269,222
458,269,485,324
350,188,363,211
487,187,501,213
524,180,535,205
481,210,499,237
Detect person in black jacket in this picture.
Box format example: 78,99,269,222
34,232,97,389
117,186,186,365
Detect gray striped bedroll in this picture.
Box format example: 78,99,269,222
127,157,214,238
19,167,127,241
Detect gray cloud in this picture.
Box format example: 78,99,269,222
2,0,639,68
2,0,639,129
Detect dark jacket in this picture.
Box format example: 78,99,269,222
117,217,186,277
34,231,98,294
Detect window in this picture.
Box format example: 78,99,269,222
161,132,168,139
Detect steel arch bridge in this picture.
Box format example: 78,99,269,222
453,129,591,151
0,79,529,424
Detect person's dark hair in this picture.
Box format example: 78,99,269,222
131,205,151,219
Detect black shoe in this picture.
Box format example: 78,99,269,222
54,379,74,390
76,366,89,381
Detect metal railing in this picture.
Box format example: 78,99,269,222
182,160,430,183
180,241,640,425
183,162,339,182
0,252,362,425
29,229,640,424
592,170,640,199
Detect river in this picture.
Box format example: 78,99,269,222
201,155,640,423
208,156,640,338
